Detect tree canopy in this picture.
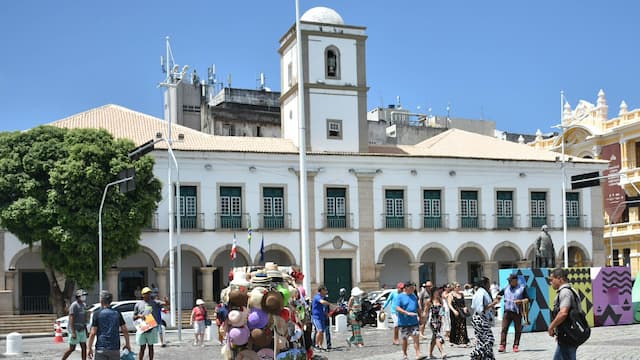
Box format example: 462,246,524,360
0,126,162,290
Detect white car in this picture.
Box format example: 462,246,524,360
55,300,170,334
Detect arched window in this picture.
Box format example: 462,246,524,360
325,46,340,79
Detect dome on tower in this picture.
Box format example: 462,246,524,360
301,7,344,25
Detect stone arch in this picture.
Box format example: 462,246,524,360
453,241,490,261
136,245,161,268
9,245,42,269
417,243,452,262
490,241,524,260
209,245,250,266
161,244,207,267
377,243,416,264
253,244,296,266
558,241,591,265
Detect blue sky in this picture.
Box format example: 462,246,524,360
1,1,638,134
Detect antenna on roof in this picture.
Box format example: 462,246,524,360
258,72,266,90
227,74,232,89
208,64,216,85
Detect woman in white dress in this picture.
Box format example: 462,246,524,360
441,283,452,341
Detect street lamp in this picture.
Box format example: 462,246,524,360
98,172,134,292
553,91,570,267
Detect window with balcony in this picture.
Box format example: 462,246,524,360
385,189,405,228
326,187,347,228
179,186,198,229
530,191,547,228
496,190,514,229
220,186,242,228
460,190,479,228
423,190,442,228
262,187,284,229
566,192,580,227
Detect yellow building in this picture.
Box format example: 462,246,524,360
532,89,640,275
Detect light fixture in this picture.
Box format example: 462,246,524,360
348,168,355,174
177,133,185,141
375,169,383,175
249,166,257,172
519,172,526,178
204,164,212,170
156,132,163,139
449,170,456,176
410,169,417,176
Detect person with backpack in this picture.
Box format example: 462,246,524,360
548,268,590,360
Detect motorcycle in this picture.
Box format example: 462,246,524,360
329,299,348,323
358,298,381,327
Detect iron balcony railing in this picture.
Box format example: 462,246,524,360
561,214,588,228
176,213,205,231
493,214,521,229
457,214,486,229
214,212,251,230
419,213,449,229
321,212,354,229
380,213,412,229
257,213,292,230
528,214,555,229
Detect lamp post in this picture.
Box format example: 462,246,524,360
554,91,569,267
98,175,134,292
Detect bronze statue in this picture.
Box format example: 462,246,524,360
534,225,555,268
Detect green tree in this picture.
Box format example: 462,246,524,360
0,126,161,315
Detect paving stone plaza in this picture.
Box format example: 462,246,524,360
2,322,638,360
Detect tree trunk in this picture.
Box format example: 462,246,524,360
44,265,75,317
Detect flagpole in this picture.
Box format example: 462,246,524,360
295,0,311,297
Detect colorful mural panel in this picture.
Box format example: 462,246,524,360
499,268,550,332
549,267,594,328
590,267,633,326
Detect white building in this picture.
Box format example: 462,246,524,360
0,7,607,313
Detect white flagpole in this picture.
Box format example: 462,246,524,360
295,0,311,295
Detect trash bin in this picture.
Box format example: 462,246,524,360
5,332,22,355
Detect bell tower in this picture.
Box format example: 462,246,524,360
279,7,368,153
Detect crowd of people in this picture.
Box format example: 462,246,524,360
60,266,587,360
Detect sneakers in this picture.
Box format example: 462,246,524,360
513,345,519,353
498,344,506,352
346,339,352,348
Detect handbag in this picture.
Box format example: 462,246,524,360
204,319,212,326
555,288,590,346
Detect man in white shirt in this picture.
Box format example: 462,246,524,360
470,277,501,360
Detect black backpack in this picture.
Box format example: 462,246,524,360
555,287,591,346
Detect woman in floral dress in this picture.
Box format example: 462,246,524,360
346,287,365,347
424,289,447,359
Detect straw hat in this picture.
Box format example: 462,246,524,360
250,328,272,348
378,311,386,323
236,350,258,360
351,287,364,297
261,290,284,314
248,287,266,309
227,309,248,327
228,289,249,308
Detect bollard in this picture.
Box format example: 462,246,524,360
5,332,23,355
334,314,348,333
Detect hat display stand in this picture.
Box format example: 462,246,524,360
218,264,309,360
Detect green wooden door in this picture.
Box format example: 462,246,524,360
263,187,284,229
496,191,513,229
530,191,547,228
326,188,346,228
179,186,197,229
323,258,352,302
460,191,479,228
385,189,405,228
220,186,242,228
566,192,580,227
423,190,442,228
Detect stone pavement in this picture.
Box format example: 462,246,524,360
1,323,639,359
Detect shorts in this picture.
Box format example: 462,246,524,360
399,325,419,339
68,329,87,345
136,327,159,345
312,317,327,332
94,349,120,360
391,313,399,327
194,320,205,334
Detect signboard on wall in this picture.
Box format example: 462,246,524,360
602,143,625,223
